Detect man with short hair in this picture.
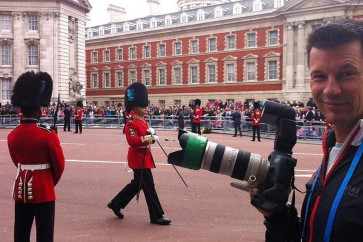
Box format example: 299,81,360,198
250,19,363,241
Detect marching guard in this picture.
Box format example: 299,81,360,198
8,71,65,242
107,82,171,225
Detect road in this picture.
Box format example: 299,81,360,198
0,128,322,242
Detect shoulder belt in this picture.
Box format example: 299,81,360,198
37,124,52,132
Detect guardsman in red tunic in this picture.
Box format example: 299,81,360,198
192,98,202,134
7,71,65,242
251,102,262,142
74,100,83,134
107,82,171,225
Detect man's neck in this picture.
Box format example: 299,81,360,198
134,113,144,120
334,123,358,143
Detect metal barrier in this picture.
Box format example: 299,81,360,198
1,115,326,141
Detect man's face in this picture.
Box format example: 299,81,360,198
134,106,148,116
309,40,363,128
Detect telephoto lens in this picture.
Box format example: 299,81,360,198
168,132,269,187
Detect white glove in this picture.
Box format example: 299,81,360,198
147,127,156,135
152,135,159,142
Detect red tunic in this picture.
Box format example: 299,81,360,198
251,110,261,126
192,107,202,123
7,119,65,203
125,116,155,169
75,108,83,121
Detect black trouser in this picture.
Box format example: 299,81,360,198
110,169,164,220
63,117,71,131
192,122,201,134
15,201,55,242
252,125,261,141
75,120,82,133
234,122,242,136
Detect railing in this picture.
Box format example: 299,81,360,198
0,115,327,141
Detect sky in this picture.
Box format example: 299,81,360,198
87,0,178,26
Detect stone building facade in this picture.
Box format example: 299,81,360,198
84,0,363,108
0,0,91,105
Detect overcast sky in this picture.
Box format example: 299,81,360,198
87,0,178,26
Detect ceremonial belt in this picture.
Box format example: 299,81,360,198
20,163,51,171
135,145,150,149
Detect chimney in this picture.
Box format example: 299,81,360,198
147,0,160,16
107,4,126,23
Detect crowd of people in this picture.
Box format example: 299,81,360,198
1,97,327,128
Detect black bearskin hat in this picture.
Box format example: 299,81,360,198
195,99,201,106
76,100,83,108
125,82,148,113
11,71,53,116
253,101,260,109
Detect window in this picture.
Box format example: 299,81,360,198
28,44,38,65
116,49,123,61
92,73,98,88
268,30,278,45
190,40,199,54
274,0,284,8
1,15,11,30
92,52,98,63
175,100,181,107
28,15,38,31
165,16,173,26
226,64,235,82
137,21,143,30
247,33,256,48
2,44,11,65
268,60,278,80
144,70,151,86
129,70,137,83
197,10,205,20
104,72,111,87
159,100,165,108
180,13,189,23
253,0,263,11
233,4,243,15
227,35,236,50
104,50,110,62
116,71,123,87
150,18,158,28
208,38,217,52
1,78,11,100
144,46,151,58
174,67,181,84
207,65,216,83
247,62,256,81
214,7,223,17
190,66,198,84
174,42,182,55
124,23,130,32
158,44,166,57
130,47,136,60
158,69,166,85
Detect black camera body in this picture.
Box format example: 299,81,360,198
168,101,297,213
251,101,297,212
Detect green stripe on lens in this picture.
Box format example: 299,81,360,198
182,135,208,170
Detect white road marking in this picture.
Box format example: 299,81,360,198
66,159,171,166
61,143,85,145
293,153,322,156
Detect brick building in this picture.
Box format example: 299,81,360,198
85,0,363,108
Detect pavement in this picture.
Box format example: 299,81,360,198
0,128,323,242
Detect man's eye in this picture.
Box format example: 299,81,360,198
311,74,324,80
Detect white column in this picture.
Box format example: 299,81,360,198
296,21,306,88
285,23,295,88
